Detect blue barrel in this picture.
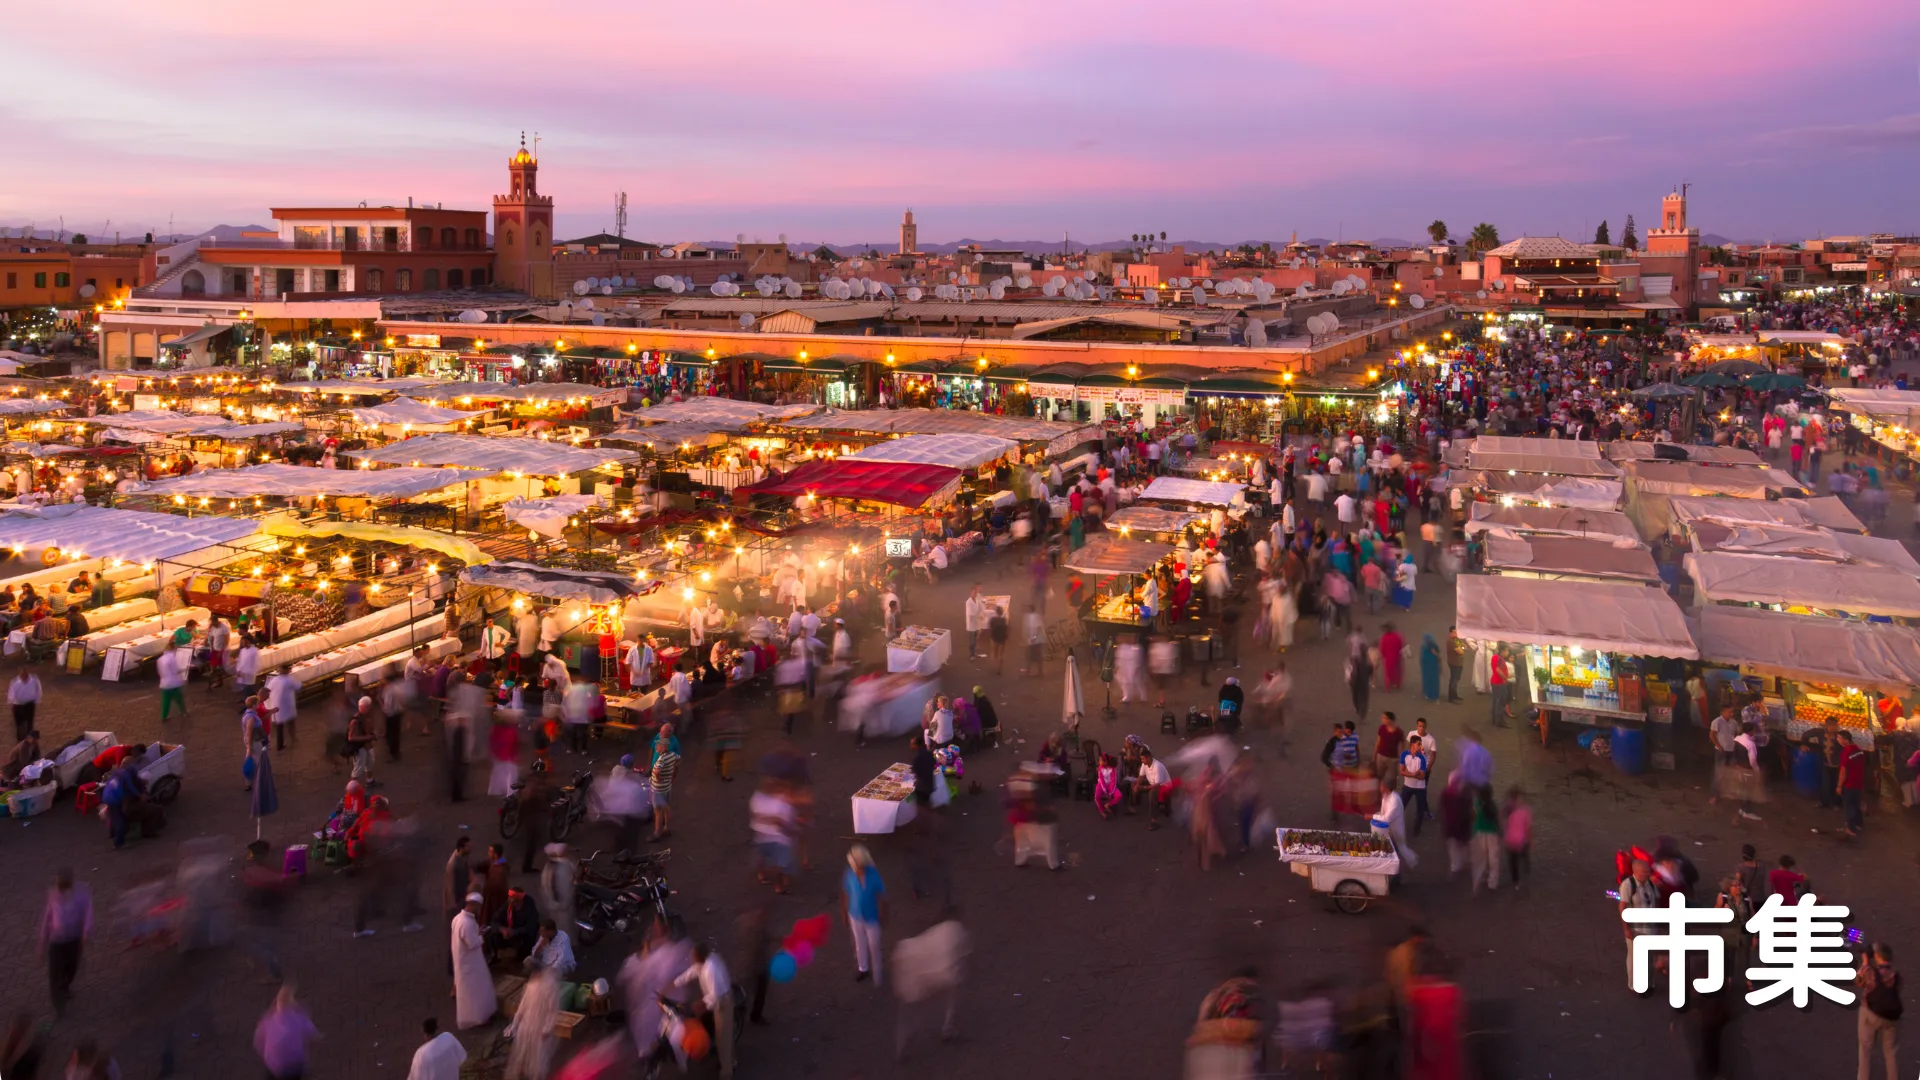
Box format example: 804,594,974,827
1611,725,1647,775
1791,747,1824,798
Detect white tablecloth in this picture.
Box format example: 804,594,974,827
885,627,951,675
84,596,159,632
851,794,915,834
83,606,211,658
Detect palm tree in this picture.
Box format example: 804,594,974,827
1158,231,1167,242
1427,220,1448,245
1466,223,1501,255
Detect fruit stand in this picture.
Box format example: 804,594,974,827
1276,828,1399,914
1524,644,1648,726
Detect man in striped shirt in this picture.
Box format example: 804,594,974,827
649,744,680,842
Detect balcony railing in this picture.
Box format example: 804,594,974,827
198,238,415,252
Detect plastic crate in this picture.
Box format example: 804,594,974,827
8,783,57,818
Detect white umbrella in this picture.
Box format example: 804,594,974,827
1062,650,1085,733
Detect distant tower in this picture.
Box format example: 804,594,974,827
1645,184,1702,313
493,133,556,299
899,210,918,256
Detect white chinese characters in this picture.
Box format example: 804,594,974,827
1622,893,1858,1009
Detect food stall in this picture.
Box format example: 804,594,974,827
1692,605,1920,752
850,761,944,834
1276,828,1399,914
1102,505,1209,545
1064,537,1176,630
885,625,952,675
1455,574,1699,767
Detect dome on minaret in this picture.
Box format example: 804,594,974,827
511,133,535,167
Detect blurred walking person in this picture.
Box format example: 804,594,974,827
254,983,320,1080
39,867,90,1017
893,908,970,1061
843,843,888,985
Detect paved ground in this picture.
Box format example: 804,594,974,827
3,477,1919,1080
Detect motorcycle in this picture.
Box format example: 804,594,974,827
548,769,596,841
580,847,670,890
575,870,673,947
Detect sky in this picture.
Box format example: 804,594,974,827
8,0,1920,246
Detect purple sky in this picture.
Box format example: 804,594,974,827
9,0,1919,245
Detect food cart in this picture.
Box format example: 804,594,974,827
1066,537,1175,631
1276,828,1399,914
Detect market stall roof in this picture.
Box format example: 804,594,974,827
1469,435,1607,461
1604,442,1765,466
355,434,638,474
1666,495,1865,536
1482,535,1661,583
1623,460,1806,495
1692,606,1920,696
278,377,448,395
1063,537,1175,575
1758,330,1853,346
1684,552,1920,618
502,494,603,540
1453,472,1623,510
88,410,232,434
842,433,1016,471
138,463,484,499
411,382,623,407
1104,505,1209,535
624,399,820,426
0,503,260,563
595,421,731,451
460,560,652,603
1138,476,1245,506
1689,521,1920,577
197,421,306,439
1445,436,1622,478
770,407,1099,453
0,398,70,416
734,459,963,508
1455,574,1697,659
1464,502,1640,542
346,400,489,427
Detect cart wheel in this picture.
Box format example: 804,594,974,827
1331,879,1371,914
550,810,574,842
499,803,521,839
150,775,181,805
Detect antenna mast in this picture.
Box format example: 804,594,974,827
615,192,628,239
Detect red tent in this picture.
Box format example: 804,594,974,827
736,459,963,509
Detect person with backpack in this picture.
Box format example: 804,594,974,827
1857,942,1901,1080
1616,857,1663,982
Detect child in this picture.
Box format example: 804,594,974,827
1093,753,1121,820
1502,787,1532,888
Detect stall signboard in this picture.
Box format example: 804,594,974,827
885,537,914,559
1027,381,1076,401
1077,385,1186,406
405,334,442,348
133,393,162,411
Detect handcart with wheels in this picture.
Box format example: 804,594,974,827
1276,827,1398,914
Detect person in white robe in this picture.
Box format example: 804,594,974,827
451,894,497,1029
687,601,707,647
1274,586,1298,651
406,1020,467,1080
1472,640,1492,695
481,618,511,661
620,930,695,1062
626,636,656,690
515,608,540,658
504,967,560,1080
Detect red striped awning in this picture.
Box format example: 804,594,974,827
735,459,964,509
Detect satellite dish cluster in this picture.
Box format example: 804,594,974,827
1041,274,1099,300
456,308,488,324
575,275,640,296
1305,312,1342,336
818,277,897,301
750,275,803,298
1207,278,1277,302
1245,317,1268,348
652,274,693,294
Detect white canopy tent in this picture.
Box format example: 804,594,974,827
137,464,484,500
1665,495,1866,537
1138,476,1245,506
503,494,605,539
460,560,656,604
411,382,625,409
198,421,307,439
0,504,260,565
1456,472,1623,510
1455,574,1697,658
355,434,638,475
625,399,820,426
1692,606,1920,697
596,422,735,451
843,433,1017,471
1464,503,1640,542
1683,552,1920,619
346,400,489,429
279,377,449,396
1482,535,1661,584
87,410,232,434
1063,537,1173,575
0,398,70,416
1687,521,1920,577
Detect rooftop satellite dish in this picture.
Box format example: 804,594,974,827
625,276,636,287
1144,288,1161,305
584,276,598,288
1295,283,1311,297
990,283,1006,300
1049,275,1067,291
1178,277,1193,288
1331,281,1349,295
1016,275,1033,289
1082,270,1096,282
1409,294,1426,309
1289,258,1303,270
457,308,487,323
736,232,746,244
784,281,802,299
670,280,685,294
757,280,775,297
1202,279,1215,289
1476,289,1488,299
1097,286,1114,301
653,275,673,289
778,233,787,245
78,283,96,299
579,297,595,310
572,280,590,295
1246,318,1267,348
1192,285,1208,306
1324,313,1341,331
601,285,613,295
740,313,755,328
907,286,923,301
1042,280,1060,297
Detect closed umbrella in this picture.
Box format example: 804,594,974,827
1062,650,1085,735
250,748,279,841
